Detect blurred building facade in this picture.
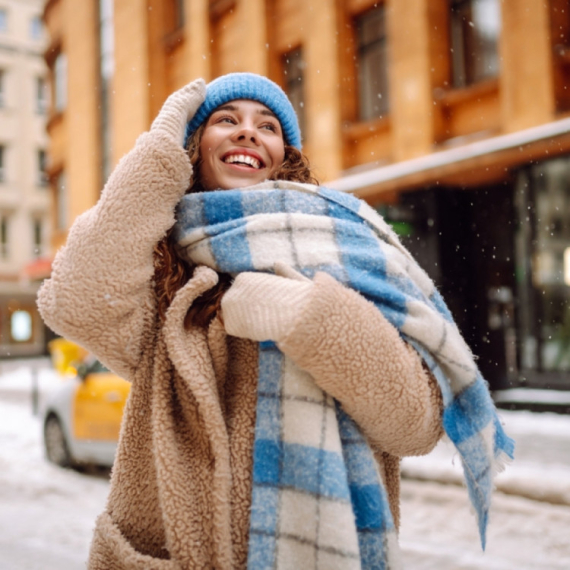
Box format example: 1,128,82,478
0,0,50,357
42,0,570,392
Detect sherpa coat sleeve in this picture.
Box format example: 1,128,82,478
37,131,193,380
278,272,444,458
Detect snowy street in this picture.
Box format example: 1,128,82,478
1,361,570,569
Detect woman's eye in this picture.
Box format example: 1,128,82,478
261,123,278,132
215,115,236,124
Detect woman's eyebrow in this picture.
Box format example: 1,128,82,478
214,104,238,112
258,109,277,119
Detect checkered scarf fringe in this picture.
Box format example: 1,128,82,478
173,181,515,569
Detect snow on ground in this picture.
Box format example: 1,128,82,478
400,479,570,570
401,408,570,506
1,362,570,569
0,362,109,570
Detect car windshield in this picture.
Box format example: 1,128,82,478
87,360,110,374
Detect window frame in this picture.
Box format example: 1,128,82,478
32,217,43,258
282,47,307,141
37,149,48,186
53,51,67,114
0,213,9,259
449,0,501,89
36,76,48,114
30,15,42,40
354,4,390,122
55,171,67,232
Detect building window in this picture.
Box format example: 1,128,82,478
450,0,501,88
0,69,5,107
282,48,306,141
55,172,67,231
0,215,9,259
0,146,5,183
36,77,48,114
53,52,67,113
355,5,389,121
0,9,7,33
33,218,43,257
10,309,33,343
30,15,42,39
37,150,48,186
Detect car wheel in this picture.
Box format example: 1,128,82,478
44,414,73,467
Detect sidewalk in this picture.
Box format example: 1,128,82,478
401,408,570,505
1,360,569,506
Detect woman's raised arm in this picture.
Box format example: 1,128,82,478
37,80,205,380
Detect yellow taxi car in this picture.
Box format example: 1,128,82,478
42,339,130,468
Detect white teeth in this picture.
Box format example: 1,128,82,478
224,154,261,169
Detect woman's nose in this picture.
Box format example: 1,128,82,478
231,123,259,144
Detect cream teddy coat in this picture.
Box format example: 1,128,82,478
37,128,443,569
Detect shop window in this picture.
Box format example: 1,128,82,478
515,157,570,379
355,5,389,121
449,0,501,88
55,172,67,231
0,214,9,259
30,15,42,40
11,310,33,343
53,52,67,113
36,76,48,114
282,48,306,141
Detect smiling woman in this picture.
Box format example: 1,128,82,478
198,100,286,191
37,72,512,570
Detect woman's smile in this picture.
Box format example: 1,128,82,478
199,99,286,191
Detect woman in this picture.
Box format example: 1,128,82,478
38,73,512,570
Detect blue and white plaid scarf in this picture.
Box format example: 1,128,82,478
173,181,514,570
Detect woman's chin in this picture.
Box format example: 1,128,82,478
213,175,268,190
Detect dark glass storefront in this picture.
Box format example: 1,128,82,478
514,158,570,388
378,155,570,392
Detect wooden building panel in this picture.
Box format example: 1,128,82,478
65,0,101,219
271,0,305,52
345,125,392,170
147,0,169,120
443,84,500,139
43,0,63,44
500,0,555,132
113,0,151,162
211,6,241,76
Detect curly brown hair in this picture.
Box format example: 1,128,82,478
153,123,319,329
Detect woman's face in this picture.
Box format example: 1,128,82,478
199,99,286,191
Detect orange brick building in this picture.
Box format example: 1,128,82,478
42,0,570,396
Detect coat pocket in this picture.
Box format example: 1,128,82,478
88,512,182,570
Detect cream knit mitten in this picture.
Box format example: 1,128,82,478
221,272,313,343
150,79,206,147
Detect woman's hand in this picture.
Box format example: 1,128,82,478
150,79,206,147
221,269,313,342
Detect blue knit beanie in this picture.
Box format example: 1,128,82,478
184,73,302,149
